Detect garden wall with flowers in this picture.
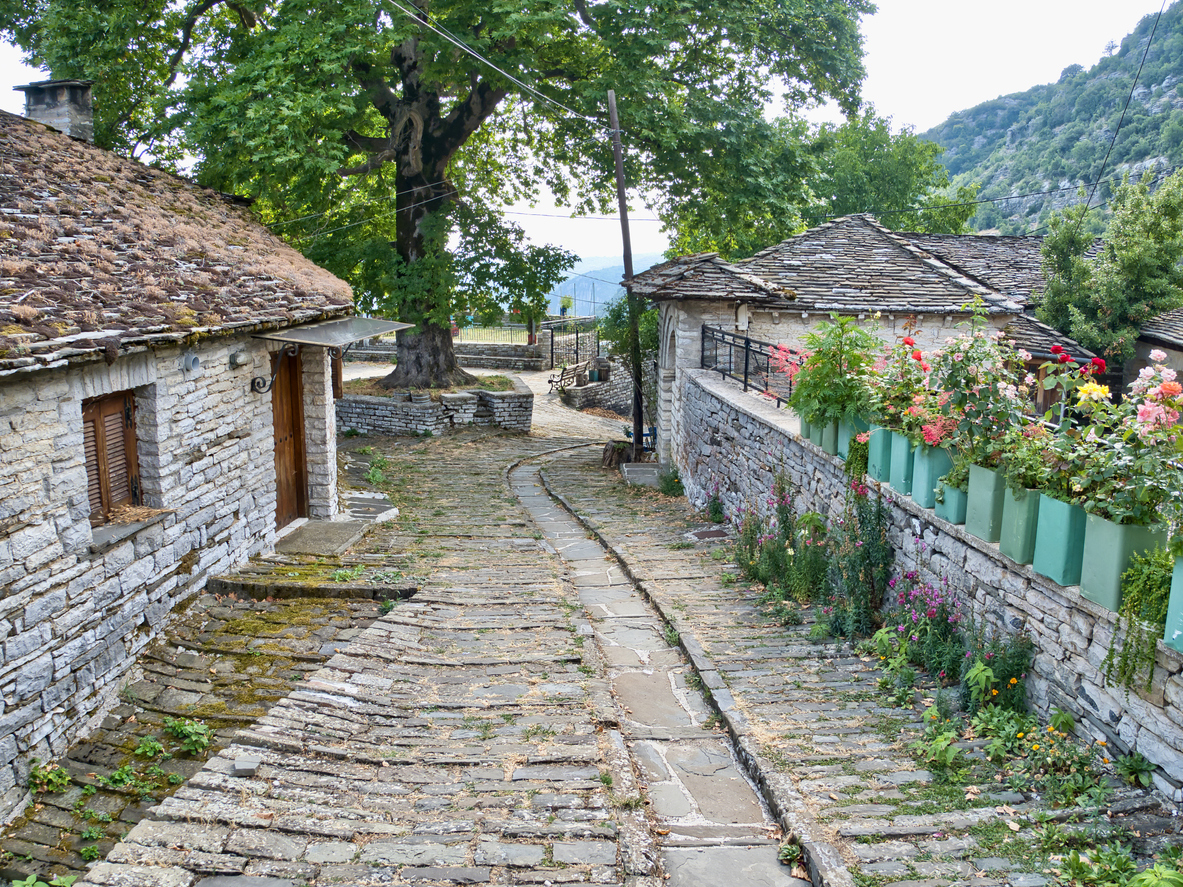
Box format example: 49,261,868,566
671,311,1183,799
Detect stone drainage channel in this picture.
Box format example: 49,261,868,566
509,461,804,887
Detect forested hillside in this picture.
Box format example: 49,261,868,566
921,1,1183,233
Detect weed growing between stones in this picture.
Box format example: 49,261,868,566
657,466,683,497
27,760,70,794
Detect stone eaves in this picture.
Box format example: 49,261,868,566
0,110,354,374
628,252,792,304
903,231,1046,307
1141,307,1183,350
1003,311,1096,360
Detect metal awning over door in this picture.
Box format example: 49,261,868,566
251,317,412,393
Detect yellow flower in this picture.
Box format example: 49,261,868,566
1097,740,1107,746
1048,725,1055,732
1032,744,1040,751
1009,678,1017,685
1078,381,1111,403
991,689,998,696
1104,757,1111,764
1017,733,1024,739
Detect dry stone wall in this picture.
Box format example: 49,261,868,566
0,336,340,822
673,367,1183,801
336,376,533,436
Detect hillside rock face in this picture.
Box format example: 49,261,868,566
921,1,1183,233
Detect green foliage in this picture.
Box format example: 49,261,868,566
910,708,964,771
80,845,103,861
788,314,883,425
28,759,70,793
657,467,684,498
12,876,79,887
1104,547,1174,693
959,630,1034,715
163,717,213,755
817,484,893,638
598,295,658,359
134,737,165,759
1038,170,1183,363
809,105,979,234
1116,751,1156,788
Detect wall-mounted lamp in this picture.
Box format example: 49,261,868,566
181,352,201,373
228,351,249,370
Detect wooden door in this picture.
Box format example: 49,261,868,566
272,349,307,528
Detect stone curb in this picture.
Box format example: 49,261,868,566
538,464,856,887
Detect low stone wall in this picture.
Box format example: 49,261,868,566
346,341,546,372
673,368,1183,800
336,376,533,436
560,357,633,416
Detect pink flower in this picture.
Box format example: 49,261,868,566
855,432,871,443
1150,349,1168,363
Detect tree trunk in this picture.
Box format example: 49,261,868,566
377,322,477,389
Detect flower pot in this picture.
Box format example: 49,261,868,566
808,421,824,447
1032,495,1087,587
588,369,599,382
1000,487,1040,565
1080,515,1167,612
866,424,892,482
799,416,811,440
1164,557,1183,654
935,484,967,525
912,445,953,510
965,465,1005,544
821,421,839,456
888,432,915,496
837,416,870,460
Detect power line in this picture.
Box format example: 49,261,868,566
382,0,607,131
266,180,451,230
504,209,663,222
1073,0,1167,238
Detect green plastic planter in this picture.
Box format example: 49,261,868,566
837,416,870,460
1164,557,1183,653
820,421,839,456
912,445,953,510
965,464,1005,544
888,432,915,496
1080,515,1167,612
1000,487,1040,565
935,484,968,525
867,425,892,482
808,420,824,447
1032,495,1087,587
799,416,811,441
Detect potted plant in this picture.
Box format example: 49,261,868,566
935,453,970,525
1030,348,1101,586
908,396,957,510
788,316,882,458
1072,352,1183,610
996,423,1052,565
1164,536,1183,654
866,323,931,493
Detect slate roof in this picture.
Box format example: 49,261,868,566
1141,307,1183,349
1004,312,1096,360
629,252,792,302
0,110,353,375
903,232,1046,307
738,216,1021,315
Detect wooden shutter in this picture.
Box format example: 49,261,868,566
82,391,139,525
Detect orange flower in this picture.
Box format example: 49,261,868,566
1160,380,1182,397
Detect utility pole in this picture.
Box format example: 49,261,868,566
607,89,644,459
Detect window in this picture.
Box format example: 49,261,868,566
82,391,140,526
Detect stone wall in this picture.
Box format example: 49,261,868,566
346,341,546,372
337,376,534,436
0,335,339,821
560,358,633,416
672,368,1183,801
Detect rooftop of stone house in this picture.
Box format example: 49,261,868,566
1004,311,1096,360
736,215,1022,316
0,110,354,374
630,252,791,302
902,231,1047,307
1141,306,1183,350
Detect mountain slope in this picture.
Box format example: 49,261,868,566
921,1,1183,233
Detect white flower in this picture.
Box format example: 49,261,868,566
1018,349,1032,362
1140,366,1156,380
1163,368,1177,382
1150,349,1168,363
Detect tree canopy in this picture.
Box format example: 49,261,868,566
2,0,872,384
1037,169,1183,364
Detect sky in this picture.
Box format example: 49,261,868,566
0,0,1168,264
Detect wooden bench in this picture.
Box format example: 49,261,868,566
548,360,591,393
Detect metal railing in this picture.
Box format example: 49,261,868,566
701,326,802,406
550,325,601,368
453,327,530,345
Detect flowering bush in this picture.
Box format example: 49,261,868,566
873,569,965,684
866,322,931,432
1067,351,1183,526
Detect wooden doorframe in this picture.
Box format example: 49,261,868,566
272,347,307,529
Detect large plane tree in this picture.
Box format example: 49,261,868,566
2,0,871,386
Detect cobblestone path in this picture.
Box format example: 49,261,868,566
538,447,1175,887
78,433,661,887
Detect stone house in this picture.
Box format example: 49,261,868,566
0,96,365,820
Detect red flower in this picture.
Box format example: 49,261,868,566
1050,345,1064,355
1058,353,1071,364
903,336,915,347
912,350,923,361
922,363,931,372
1091,357,1107,373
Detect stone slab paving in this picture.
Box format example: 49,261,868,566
75,433,659,887
509,464,793,886
538,447,1178,887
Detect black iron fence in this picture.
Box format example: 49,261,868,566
700,325,802,406
550,323,601,368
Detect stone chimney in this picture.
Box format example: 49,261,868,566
14,79,94,142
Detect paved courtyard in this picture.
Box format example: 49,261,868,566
7,375,1175,887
